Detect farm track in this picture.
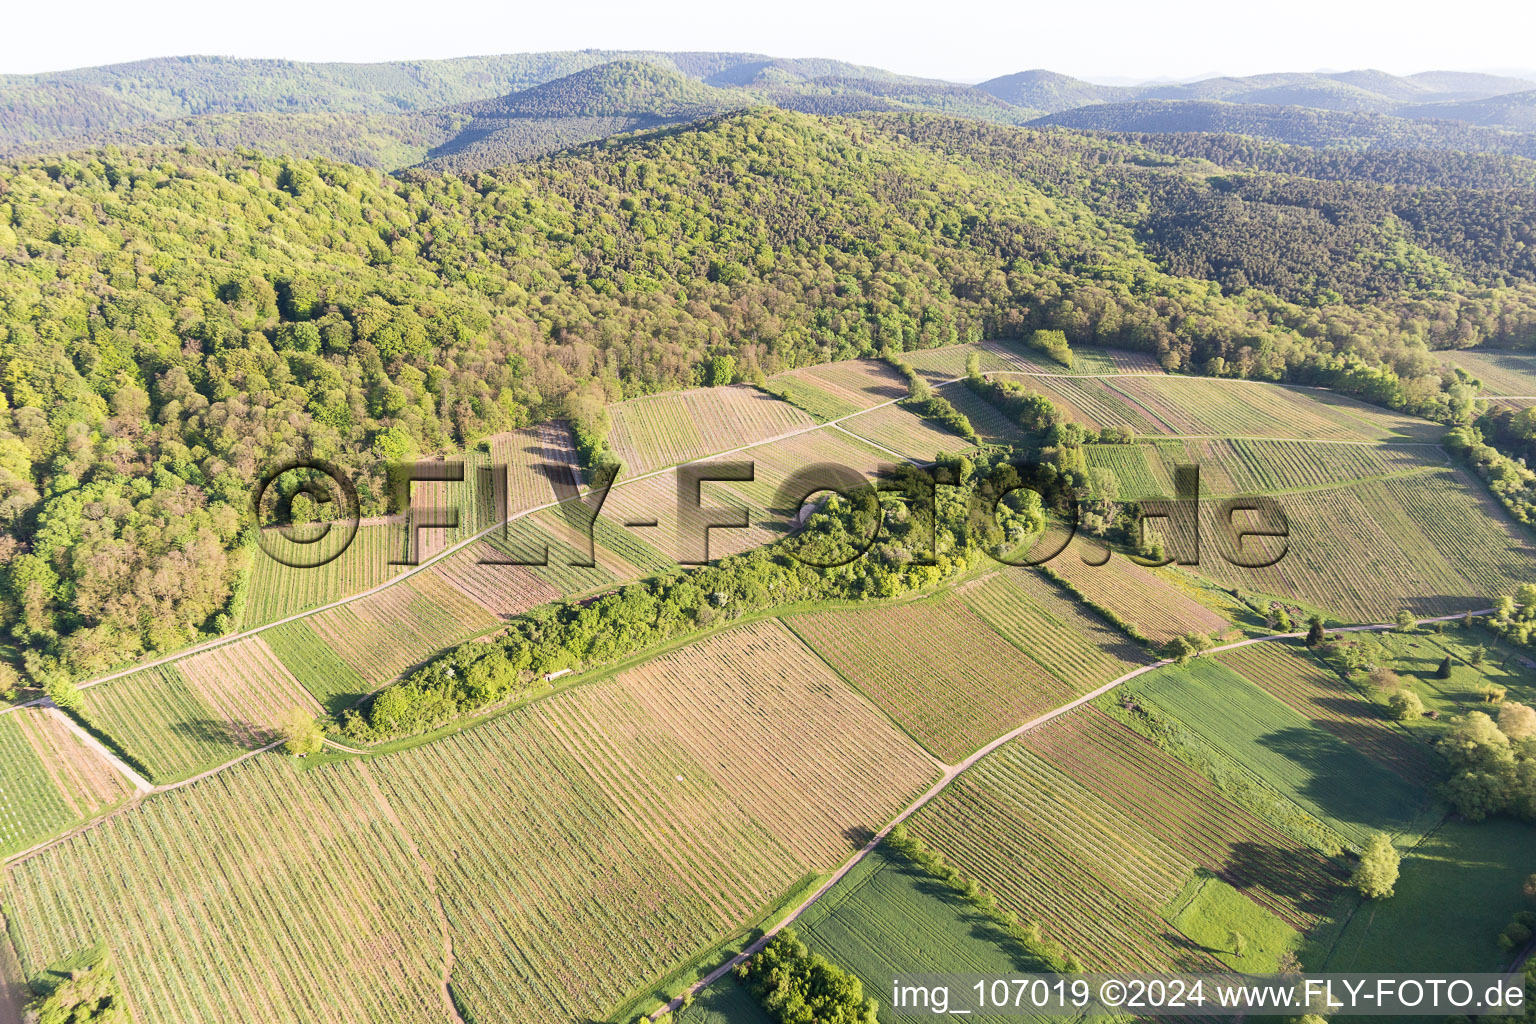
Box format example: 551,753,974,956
648,607,1493,1019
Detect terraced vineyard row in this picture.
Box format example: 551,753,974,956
1026,708,1342,928
0,711,128,858
1218,642,1440,785
1445,349,1536,397
614,620,940,863
959,571,1149,686
4,758,450,1024
1044,557,1230,645
788,596,1093,762
939,383,1029,446
608,386,813,475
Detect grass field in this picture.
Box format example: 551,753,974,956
794,847,1058,1024
0,710,130,859
1354,626,1536,737
788,596,1096,762
608,386,814,475
1217,641,1441,785
1131,658,1435,846
676,976,774,1024
1323,819,1536,971
1445,349,1536,397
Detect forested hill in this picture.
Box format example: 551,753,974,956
2,107,1535,676
1030,100,1536,157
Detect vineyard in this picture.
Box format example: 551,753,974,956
477,516,621,594
787,596,1094,762
899,342,1014,383
1043,556,1231,645
1446,349,1536,396
791,847,1061,1022
3,758,451,1024
429,543,562,619
838,403,976,460
1202,471,1533,621
1134,659,1433,846
174,637,325,748
958,571,1149,687
908,758,1218,970
306,570,501,686
607,386,814,475
1084,444,1176,500
1184,439,1441,494
370,685,809,1024
938,384,1029,446
0,710,129,859
76,666,246,783
263,619,372,713
768,359,908,420
483,421,581,510
1023,709,1341,929
716,428,892,518
613,620,939,863
1016,376,1168,433
239,524,408,628
600,466,780,563
1108,378,1442,442
1217,642,1440,785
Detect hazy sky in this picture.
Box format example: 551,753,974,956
4,0,1533,82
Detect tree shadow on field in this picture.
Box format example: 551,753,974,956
1309,694,1389,722
891,858,1053,972
1253,725,1415,834
171,716,263,749
1223,841,1343,919
843,825,876,852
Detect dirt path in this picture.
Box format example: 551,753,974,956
648,607,1490,1019
356,763,463,1024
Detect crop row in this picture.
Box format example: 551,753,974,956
909,775,1212,970
608,385,812,475
372,681,808,1023
959,571,1148,686
77,665,245,783
1218,642,1440,786
1045,557,1229,645
840,402,976,460
788,596,1090,763
616,620,939,863
1028,708,1341,929
1207,473,1528,621
4,758,448,1024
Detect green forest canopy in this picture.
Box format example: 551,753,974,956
2,107,1534,677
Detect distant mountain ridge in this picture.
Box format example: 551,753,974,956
4,52,1536,170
